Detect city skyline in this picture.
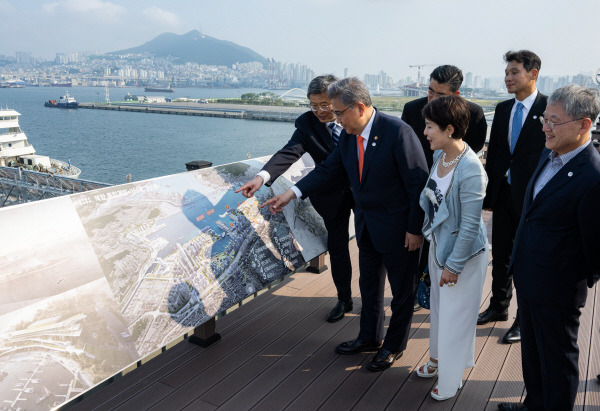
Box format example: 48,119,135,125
1,0,599,81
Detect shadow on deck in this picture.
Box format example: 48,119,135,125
69,218,600,410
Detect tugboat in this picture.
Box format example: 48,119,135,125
0,107,81,177
45,91,78,108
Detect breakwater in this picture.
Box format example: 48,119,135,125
79,101,306,122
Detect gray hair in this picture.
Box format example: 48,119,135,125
307,74,338,98
327,77,372,107
548,84,600,122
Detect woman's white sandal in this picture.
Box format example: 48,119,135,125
431,381,463,401
416,360,438,378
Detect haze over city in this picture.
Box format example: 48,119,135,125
1,0,599,80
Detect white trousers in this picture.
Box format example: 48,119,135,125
428,243,489,397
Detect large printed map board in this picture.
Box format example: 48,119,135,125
0,154,328,410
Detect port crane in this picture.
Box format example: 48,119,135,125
409,64,434,87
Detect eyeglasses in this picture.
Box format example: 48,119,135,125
333,103,356,118
539,116,584,130
427,88,451,98
309,104,332,112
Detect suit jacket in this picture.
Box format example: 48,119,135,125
510,144,600,308
296,110,429,254
483,93,547,212
401,97,487,168
261,111,352,221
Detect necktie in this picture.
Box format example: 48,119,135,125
510,102,524,154
508,102,524,184
357,135,365,181
328,122,340,146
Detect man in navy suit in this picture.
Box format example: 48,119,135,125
236,75,354,323
478,50,547,344
262,77,428,372
498,85,600,411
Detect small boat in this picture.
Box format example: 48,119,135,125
45,91,78,108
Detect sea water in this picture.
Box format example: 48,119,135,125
0,86,295,184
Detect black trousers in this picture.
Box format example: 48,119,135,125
356,226,419,352
490,178,521,313
322,191,353,303
517,293,581,411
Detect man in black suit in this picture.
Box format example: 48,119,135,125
402,65,488,311
497,85,600,411
262,77,428,372
402,64,487,168
236,75,354,323
478,50,547,344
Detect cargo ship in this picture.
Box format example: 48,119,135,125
45,91,78,108
144,84,174,93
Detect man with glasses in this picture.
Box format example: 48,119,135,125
261,77,428,372
498,85,600,411
402,65,487,168
236,75,355,323
478,50,547,345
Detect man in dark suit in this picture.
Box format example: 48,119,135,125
497,85,600,411
262,77,428,372
236,75,354,323
402,64,487,168
478,50,547,344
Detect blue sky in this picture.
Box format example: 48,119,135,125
1,0,598,80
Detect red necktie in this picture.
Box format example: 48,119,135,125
357,135,364,181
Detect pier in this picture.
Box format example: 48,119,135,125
78,101,308,122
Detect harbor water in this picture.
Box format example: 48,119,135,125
0,87,295,184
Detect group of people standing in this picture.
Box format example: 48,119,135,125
236,49,600,411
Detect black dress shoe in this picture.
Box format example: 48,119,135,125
497,402,528,411
335,338,381,355
502,321,521,344
414,301,422,312
477,307,509,325
327,300,353,323
367,348,403,372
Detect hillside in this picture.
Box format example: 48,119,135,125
110,30,267,67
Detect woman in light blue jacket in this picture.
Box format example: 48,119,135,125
415,96,489,401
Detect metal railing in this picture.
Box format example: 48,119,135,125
0,166,111,207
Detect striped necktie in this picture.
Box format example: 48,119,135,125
328,122,340,146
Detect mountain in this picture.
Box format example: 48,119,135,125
109,30,267,67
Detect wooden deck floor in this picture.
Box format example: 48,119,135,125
69,226,600,410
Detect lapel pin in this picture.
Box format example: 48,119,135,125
372,142,376,147
533,115,537,120
374,136,378,140
568,172,573,177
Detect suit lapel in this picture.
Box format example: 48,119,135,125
359,111,382,185
341,130,360,185
514,93,544,153
498,100,513,155
527,146,592,213
314,120,334,151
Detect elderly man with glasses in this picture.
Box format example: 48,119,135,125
498,85,600,411
262,77,428,372
236,75,355,323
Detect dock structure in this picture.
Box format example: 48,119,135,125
0,166,111,207
68,212,600,410
78,101,308,122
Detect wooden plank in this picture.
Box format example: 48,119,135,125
210,281,363,408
